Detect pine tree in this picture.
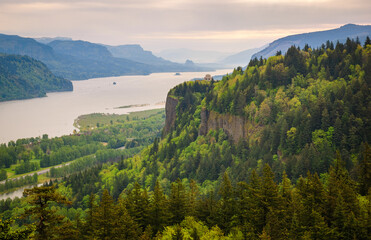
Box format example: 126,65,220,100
23,186,71,240
126,182,150,229
357,143,371,195
169,179,188,224
112,198,141,240
83,193,96,238
217,171,235,233
0,218,34,240
94,189,116,239
150,180,169,234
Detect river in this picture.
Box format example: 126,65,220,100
0,70,231,144
0,184,43,201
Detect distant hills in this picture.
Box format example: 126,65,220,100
107,44,172,65
34,37,73,44
0,34,212,80
252,24,371,59
0,53,72,101
219,45,266,67
106,44,208,72
156,48,232,64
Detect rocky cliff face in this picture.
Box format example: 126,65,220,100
163,95,178,136
199,108,247,143
164,95,259,143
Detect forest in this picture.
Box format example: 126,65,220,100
0,37,370,239
0,109,165,191
0,53,72,101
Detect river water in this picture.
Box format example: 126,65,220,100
0,184,43,201
0,70,231,144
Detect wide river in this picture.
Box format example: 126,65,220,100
0,70,230,144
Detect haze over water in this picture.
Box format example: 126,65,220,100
0,70,230,144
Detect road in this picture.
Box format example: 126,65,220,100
0,162,72,185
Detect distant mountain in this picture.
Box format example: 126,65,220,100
0,33,56,61
107,44,171,65
252,24,371,59
0,34,212,80
49,40,113,60
106,44,209,72
220,46,266,67
157,48,232,63
0,34,150,79
0,53,72,101
34,37,73,44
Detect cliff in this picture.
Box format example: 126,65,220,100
163,95,178,136
199,108,248,143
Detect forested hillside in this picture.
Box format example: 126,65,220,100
1,38,370,239
0,33,212,81
0,53,72,101
252,23,371,59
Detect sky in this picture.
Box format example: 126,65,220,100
0,0,370,53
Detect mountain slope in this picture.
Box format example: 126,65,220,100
0,34,56,61
220,45,266,66
107,44,171,65
157,48,232,63
34,37,73,44
0,53,72,101
0,34,211,80
107,44,213,71
48,40,113,60
0,34,150,80
252,23,371,59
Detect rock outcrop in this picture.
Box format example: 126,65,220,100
163,95,178,136
164,95,253,143
199,108,247,143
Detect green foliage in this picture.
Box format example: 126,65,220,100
0,218,34,240
1,39,370,239
0,109,165,193
0,53,72,102
23,185,71,240
0,174,38,193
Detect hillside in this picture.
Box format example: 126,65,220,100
107,44,211,71
0,34,150,80
0,33,56,61
34,37,73,44
220,45,265,67
48,40,113,60
0,53,72,101
1,38,370,239
0,34,212,80
107,44,171,65
157,48,232,63
252,23,371,59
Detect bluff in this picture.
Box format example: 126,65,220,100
162,38,370,183
164,89,254,143
163,95,178,136
199,109,247,143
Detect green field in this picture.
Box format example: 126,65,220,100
74,108,165,130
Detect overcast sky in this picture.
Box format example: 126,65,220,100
0,0,370,53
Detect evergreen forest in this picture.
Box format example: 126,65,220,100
0,38,370,239
0,53,72,101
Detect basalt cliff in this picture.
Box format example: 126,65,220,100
164,94,250,143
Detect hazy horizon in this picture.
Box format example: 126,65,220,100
1,0,370,53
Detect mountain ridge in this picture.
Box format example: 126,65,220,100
252,23,371,59
0,34,212,80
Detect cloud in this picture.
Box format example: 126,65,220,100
135,26,341,40
0,0,370,51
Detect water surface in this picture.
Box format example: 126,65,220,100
0,70,231,143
